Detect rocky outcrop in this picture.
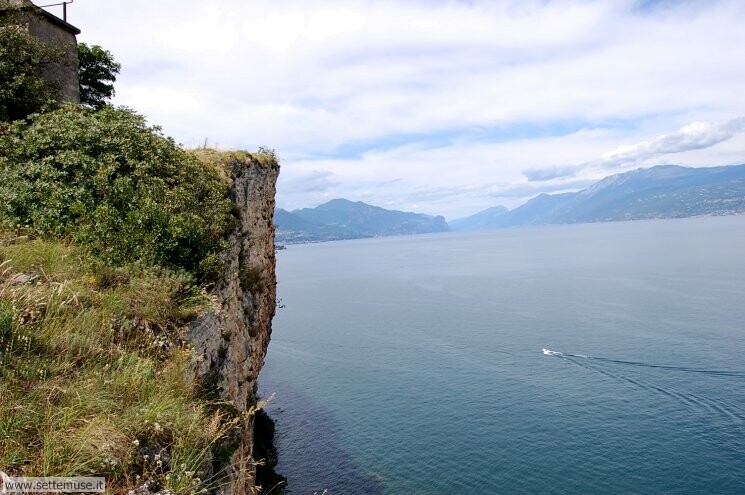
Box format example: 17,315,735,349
186,153,279,495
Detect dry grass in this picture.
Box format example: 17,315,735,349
0,235,258,494
189,147,280,174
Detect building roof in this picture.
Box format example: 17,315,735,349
36,6,80,35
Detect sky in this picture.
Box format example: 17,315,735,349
45,0,745,220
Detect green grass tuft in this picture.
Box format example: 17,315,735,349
0,236,259,494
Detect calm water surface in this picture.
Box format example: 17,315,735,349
259,216,745,495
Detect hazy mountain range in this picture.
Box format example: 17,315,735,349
275,198,448,243
276,164,745,243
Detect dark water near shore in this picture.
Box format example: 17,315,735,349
259,216,745,495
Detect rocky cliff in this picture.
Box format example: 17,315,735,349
186,152,279,495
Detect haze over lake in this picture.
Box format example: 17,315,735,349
260,216,745,495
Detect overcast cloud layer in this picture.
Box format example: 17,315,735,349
58,0,745,219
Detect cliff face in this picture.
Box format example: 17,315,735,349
187,153,279,495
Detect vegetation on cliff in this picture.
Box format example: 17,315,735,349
0,107,280,493
0,105,235,281
0,238,240,492
1,11,282,493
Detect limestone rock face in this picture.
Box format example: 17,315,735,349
187,154,279,495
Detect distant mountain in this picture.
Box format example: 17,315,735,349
275,199,449,244
274,208,317,232
449,206,509,231
451,164,745,230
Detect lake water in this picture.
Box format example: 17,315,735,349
259,216,745,495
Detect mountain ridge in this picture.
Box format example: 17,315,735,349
277,164,745,242
452,164,745,231
275,198,449,243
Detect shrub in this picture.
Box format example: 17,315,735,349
0,105,234,279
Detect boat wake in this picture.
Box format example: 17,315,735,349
541,348,745,377
542,348,588,358
542,348,745,425
589,356,745,377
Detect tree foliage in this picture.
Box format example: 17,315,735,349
0,105,235,279
78,42,120,109
0,2,63,121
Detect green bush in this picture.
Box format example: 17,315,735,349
0,105,234,279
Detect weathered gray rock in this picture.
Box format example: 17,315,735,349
187,154,279,495
127,480,176,495
10,273,38,285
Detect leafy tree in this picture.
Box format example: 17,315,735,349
0,105,235,279
0,2,64,121
78,42,120,109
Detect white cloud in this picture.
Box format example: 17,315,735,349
601,117,745,167
56,0,745,218
523,116,745,187
280,170,339,193
523,165,584,182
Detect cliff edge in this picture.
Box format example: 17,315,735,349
1,106,281,494
188,151,279,495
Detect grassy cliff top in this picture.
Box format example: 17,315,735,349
0,105,280,494
190,148,280,173
0,236,267,493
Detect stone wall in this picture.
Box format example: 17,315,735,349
187,153,280,495
3,0,80,103
26,10,80,103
